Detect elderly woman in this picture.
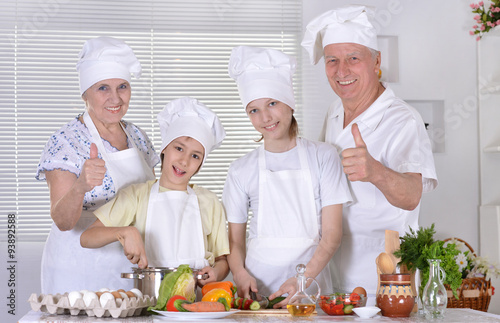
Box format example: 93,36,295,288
36,36,159,294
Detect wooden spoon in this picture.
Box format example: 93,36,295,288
377,252,395,274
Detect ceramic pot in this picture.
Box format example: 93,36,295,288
376,273,415,317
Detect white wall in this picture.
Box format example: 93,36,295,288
301,0,479,246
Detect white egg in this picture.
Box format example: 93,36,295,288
68,291,83,307
98,287,110,292
99,292,115,308
79,289,90,295
129,288,143,298
83,291,98,307
119,292,129,300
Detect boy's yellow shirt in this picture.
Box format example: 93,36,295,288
94,179,229,266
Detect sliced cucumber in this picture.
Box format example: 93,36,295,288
343,304,354,314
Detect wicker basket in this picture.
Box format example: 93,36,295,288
443,238,493,312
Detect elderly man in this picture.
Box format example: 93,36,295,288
302,5,438,303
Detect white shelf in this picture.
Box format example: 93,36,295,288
378,35,399,83
484,145,500,153
406,100,445,153
480,82,500,94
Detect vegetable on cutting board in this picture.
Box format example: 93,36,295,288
232,297,261,310
267,296,286,309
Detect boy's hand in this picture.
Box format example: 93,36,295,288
196,266,217,286
117,227,148,269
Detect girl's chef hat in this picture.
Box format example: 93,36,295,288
157,97,225,165
301,5,378,65
228,46,296,110
76,36,142,95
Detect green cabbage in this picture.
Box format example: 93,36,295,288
171,272,196,302
149,264,195,311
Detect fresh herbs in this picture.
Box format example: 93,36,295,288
394,224,435,272
421,241,462,299
393,224,463,299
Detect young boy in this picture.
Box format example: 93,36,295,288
80,97,229,284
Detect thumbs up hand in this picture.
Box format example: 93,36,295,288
341,123,377,182
77,143,106,192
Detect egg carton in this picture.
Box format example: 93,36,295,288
28,293,157,318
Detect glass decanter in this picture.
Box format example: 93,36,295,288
287,264,321,317
422,259,448,319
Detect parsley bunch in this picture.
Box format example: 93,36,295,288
393,224,462,299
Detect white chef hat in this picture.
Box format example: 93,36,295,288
228,46,296,110
301,5,378,65
76,36,142,95
157,97,225,165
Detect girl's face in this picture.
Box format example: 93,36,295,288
83,78,131,126
160,136,205,190
246,98,293,143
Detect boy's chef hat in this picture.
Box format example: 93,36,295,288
228,46,296,110
77,36,142,95
157,97,225,165
301,5,378,65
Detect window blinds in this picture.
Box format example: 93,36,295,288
0,0,303,241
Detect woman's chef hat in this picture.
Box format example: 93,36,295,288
228,46,296,110
301,5,378,65
157,97,225,165
76,36,142,95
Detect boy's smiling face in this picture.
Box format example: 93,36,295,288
160,136,205,190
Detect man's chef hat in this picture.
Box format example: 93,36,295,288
157,97,225,165
77,36,142,95
228,46,296,110
301,5,378,65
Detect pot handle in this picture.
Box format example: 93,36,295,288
121,273,145,280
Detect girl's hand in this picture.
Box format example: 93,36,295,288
269,277,297,308
233,269,258,299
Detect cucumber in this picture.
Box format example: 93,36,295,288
267,296,286,309
249,300,261,310
173,299,192,312
343,304,354,314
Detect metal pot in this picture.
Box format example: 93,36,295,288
121,267,206,299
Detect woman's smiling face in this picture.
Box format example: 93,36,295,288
160,136,205,190
83,78,131,126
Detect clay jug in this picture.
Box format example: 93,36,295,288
376,273,415,317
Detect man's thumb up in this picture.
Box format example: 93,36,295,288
89,143,99,159
351,123,366,148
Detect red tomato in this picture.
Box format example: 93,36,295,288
350,293,360,301
166,295,187,311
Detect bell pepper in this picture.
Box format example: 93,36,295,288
201,288,232,307
201,281,236,297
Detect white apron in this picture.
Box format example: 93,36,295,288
41,112,155,294
245,139,332,296
144,181,208,269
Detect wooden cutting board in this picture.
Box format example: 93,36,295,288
232,309,317,315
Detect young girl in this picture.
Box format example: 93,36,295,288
81,97,229,284
223,46,352,307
